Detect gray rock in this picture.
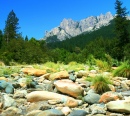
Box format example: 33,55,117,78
13,90,27,99
121,91,130,96
1,106,22,116
37,109,65,116
106,100,130,113
2,94,15,109
90,104,106,115
5,83,14,94
68,110,88,116
0,80,8,89
69,73,77,82
84,93,100,104
0,80,14,94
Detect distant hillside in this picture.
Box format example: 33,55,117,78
47,20,116,51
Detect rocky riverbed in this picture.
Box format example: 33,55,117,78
0,65,130,116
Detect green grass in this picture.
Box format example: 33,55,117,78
113,61,130,79
86,75,112,94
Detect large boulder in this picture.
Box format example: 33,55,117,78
49,71,69,80
26,91,79,108
106,100,130,113
21,68,46,76
54,80,84,98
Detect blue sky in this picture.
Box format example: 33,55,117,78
0,0,130,40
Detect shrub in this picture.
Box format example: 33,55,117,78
113,61,130,79
95,59,112,72
0,61,5,66
88,75,112,94
67,61,85,71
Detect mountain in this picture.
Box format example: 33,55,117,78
44,12,114,42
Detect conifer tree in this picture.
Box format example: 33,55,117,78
25,35,29,41
0,30,3,48
115,0,129,46
4,10,20,43
114,0,130,59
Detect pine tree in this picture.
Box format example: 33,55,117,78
114,0,130,59
115,0,129,46
25,35,29,41
0,30,3,48
4,10,20,43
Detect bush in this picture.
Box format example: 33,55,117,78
87,75,112,94
113,61,130,79
95,59,111,72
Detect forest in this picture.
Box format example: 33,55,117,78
0,0,130,65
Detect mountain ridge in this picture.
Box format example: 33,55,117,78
44,12,114,42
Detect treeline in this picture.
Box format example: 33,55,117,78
0,0,130,65
47,20,116,51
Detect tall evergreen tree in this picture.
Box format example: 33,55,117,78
4,10,20,43
115,0,129,46
114,0,130,60
0,30,3,48
25,35,29,41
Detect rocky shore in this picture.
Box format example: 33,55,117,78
0,66,130,116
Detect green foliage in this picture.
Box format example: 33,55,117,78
86,54,96,66
113,61,130,79
4,10,20,41
0,30,3,48
95,59,110,72
47,21,115,50
95,54,113,72
91,75,112,94
114,0,130,59
0,8,130,65
67,61,85,71
26,76,33,84
25,35,28,41
0,66,20,76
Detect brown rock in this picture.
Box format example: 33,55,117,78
1,107,22,116
49,71,69,80
61,107,71,115
26,110,41,116
99,92,122,103
0,77,8,81
21,68,46,76
54,80,84,98
0,102,3,109
26,91,79,108
108,84,116,92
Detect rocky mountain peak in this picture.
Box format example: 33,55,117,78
44,12,114,42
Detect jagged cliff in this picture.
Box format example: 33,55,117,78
44,12,114,42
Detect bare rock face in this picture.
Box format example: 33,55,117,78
44,12,114,42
